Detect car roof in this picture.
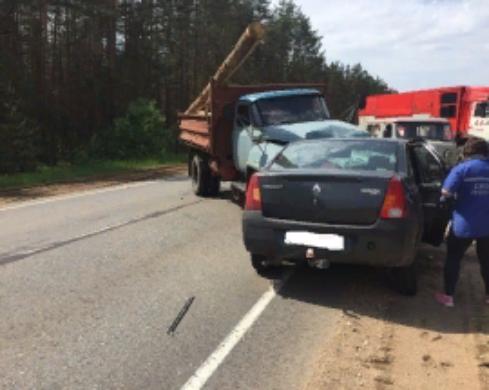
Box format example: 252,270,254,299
239,88,321,103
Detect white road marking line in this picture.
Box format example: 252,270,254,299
0,180,159,212
180,270,294,390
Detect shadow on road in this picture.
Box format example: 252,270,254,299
278,245,489,335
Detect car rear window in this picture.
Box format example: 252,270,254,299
271,140,398,172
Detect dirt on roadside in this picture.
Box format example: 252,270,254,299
303,245,489,390
0,164,186,207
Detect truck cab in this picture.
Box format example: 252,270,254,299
471,100,489,139
358,86,489,141
360,117,458,166
232,89,366,178
180,23,369,198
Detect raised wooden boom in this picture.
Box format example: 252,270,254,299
184,22,266,115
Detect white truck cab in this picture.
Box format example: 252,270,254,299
359,116,452,141
359,116,458,165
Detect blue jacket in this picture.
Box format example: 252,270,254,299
443,156,489,238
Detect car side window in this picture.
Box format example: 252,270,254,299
411,145,444,185
236,105,251,128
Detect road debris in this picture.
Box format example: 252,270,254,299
167,296,195,335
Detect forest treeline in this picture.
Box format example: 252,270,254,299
0,0,391,173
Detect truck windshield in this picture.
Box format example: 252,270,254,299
256,95,329,126
474,102,489,118
396,122,453,141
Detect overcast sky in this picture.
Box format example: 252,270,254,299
281,0,489,91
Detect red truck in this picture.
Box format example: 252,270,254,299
359,86,489,140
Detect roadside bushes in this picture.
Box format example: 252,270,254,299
0,97,172,175
91,99,170,159
0,100,39,174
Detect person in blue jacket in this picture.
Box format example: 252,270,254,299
436,136,489,307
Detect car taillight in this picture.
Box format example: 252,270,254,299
380,176,407,219
245,174,262,210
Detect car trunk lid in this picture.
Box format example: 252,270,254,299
260,170,393,225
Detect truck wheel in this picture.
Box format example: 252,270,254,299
190,154,220,197
191,154,209,196
251,254,282,279
207,175,221,197
392,262,418,296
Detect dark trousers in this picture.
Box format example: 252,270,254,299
444,232,489,295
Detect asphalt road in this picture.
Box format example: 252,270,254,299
0,176,353,389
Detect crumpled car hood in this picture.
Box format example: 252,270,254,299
263,120,367,142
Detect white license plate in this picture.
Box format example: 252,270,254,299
284,232,344,251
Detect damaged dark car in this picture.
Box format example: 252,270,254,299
242,138,450,295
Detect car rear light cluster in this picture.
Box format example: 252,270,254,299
245,174,262,210
380,176,407,219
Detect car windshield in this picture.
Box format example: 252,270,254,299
271,140,398,172
396,122,453,141
257,95,330,126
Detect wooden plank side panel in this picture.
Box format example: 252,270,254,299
180,131,210,151
180,118,210,135
179,117,211,151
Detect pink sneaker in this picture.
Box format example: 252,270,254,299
435,292,454,307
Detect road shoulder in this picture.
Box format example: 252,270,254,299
0,164,186,207
303,246,489,389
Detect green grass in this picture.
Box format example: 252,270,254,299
0,154,186,191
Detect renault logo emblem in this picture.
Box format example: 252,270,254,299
312,184,321,206
312,183,321,197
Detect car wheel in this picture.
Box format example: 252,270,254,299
392,261,418,296
251,254,282,279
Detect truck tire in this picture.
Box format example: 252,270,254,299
191,154,209,196
207,175,221,197
190,154,220,197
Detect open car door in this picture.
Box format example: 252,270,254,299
408,141,451,246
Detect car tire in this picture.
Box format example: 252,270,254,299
190,154,220,197
392,261,418,296
251,254,282,278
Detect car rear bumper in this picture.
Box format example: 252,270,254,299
243,211,419,267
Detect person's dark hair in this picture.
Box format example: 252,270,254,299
463,136,489,158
